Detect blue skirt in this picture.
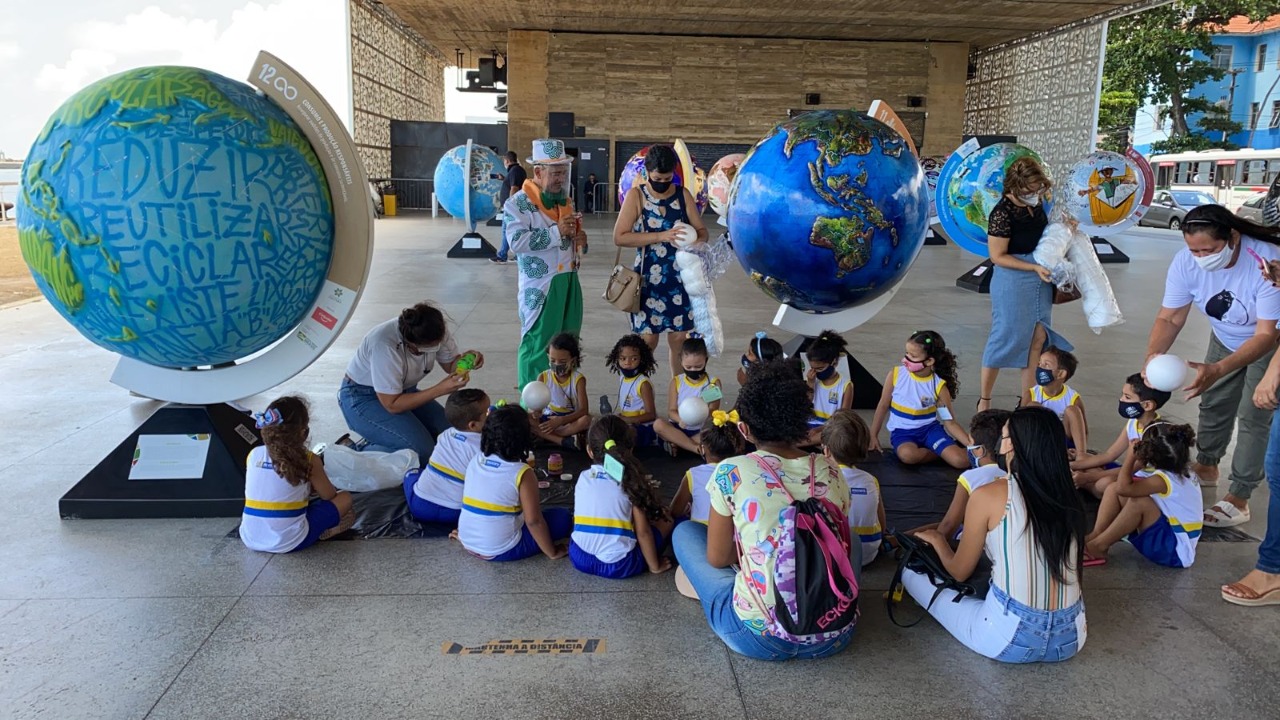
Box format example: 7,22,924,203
982,254,1073,369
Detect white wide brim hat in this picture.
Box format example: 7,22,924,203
528,138,573,165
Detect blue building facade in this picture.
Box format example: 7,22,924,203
1133,18,1280,154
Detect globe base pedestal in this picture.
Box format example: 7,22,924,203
955,261,994,294
1090,236,1130,264
447,231,498,259
485,217,503,227
924,223,947,246
773,298,896,411
781,336,883,410
59,403,260,519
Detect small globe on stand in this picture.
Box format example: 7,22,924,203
616,143,710,213
707,153,746,217
726,110,929,314
1061,150,1147,236
16,65,334,369
934,142,1053,256
433,143,504,230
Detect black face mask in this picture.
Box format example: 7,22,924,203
997,453,1010,473
621,367,641,378
685,369,705,381
649,180,672,193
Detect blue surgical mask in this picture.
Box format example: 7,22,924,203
1035,368,1056,387
816,366,836,382
1118,400,1145,419
965,444,984,469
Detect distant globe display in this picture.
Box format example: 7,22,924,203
935,142,1053,256
1061,150,1147,236
616,145,710,213
16,65,334,368
726,110,929,313
707,153,745,217
433,144,504,226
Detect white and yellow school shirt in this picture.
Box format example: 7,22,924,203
684,463,716,524
1030,384,1081,420
414,429,482,509
1126,415,1159,442
240,446,311,553
572,466,637,563
675,373,719,431
617,375,652,419
886,366,944,431
457,454,531,557
958,464,1006,495
1139,468,1203,566
813,375,853,420
840,465,882,566
538,368,585,417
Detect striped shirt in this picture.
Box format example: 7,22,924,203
988,474,1081,611
886,365,945,431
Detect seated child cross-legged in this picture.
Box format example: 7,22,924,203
1085,422,1202,568
531,332,591,450
405,388,489,525
669,410,746,524
570,415,675,578
608,334,659,446
1070,373,1170,498
821,409,886,567
870,330,972,469
933,409,1013,541
456,404,571,561
655,336,723,456
1028,346,1088,457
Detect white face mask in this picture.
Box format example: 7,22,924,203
1019,193,1041,207
1193,242,1234,272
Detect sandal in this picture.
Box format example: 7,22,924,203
1221,582,1280,607
1204,500,1251,528
976,397,992,411
1083,551,1108,568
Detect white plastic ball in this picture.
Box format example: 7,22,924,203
673,222,698,248
678,397,710,427
1145,354,1189,393
521,381,552,413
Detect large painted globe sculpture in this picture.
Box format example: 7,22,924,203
935,142,1054,256
1060,149,1147,236
707,153,745,217
726,110,930,314
616,145,710,213
433,143,504,227
16,66,334,369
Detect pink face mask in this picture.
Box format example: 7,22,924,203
902,356,926,373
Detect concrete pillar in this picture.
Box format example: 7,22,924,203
507,30,550,163
924,42,970,157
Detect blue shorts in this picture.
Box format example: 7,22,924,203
570,529,666,579
289,499,341,553
402,472,461,525
633,422,657,447
488,508,574,562
1128,514,1186,568
890,422,955,455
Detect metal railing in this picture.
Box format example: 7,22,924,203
377,178,435,210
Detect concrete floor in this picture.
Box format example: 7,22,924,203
2,213,1278,719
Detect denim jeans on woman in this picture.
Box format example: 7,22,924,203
1255,407,1280,574
901,569,1086,663
337,377,449,461
671,521,857,661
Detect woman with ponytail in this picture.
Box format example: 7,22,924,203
908,406,1088,663
338,301,485,460
569,415,674,578
240,396,353,554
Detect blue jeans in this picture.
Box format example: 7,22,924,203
671,521,855,661
489,508,573,561
1258,409,1280,574
337,378,448,461
901,571,1086,663
495,215,511,260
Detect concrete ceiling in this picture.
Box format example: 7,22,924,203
378,0,1143,57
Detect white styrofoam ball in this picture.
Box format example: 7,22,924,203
521,381,551,413
1144,354,1189,393
678,396,710,427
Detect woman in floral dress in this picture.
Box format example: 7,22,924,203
612,144,709,375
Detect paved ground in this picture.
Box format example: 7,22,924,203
0,224,41,308
2,214,1277,719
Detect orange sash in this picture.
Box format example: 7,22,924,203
523,179,575,222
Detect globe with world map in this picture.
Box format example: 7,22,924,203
433,143,504,227
17,65,334,369
934,142,1054,256
726,110,929,313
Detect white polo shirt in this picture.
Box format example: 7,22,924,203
345,318,459,394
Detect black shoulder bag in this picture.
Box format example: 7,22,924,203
886,530,992,628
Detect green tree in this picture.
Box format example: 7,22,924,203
1104,0,1280,150
1097,89,1140,153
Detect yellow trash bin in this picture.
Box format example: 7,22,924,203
383,192,397,217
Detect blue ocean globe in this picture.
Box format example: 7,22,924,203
934,142,1053,256
16,65,334,368
726,110,929,313
433,144,504,225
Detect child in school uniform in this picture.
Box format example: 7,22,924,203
736,331,784,386
531,333,591,449
1071,373,1170,498
668,410,745,524
869,330,972,469
405,388,489,525
240,396,353,554
1028,346,1088,457
934,409,1012,540
821,409,886,567
808,330,855,422
608,333,659,446
655,335,724,456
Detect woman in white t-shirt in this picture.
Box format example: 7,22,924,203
1145,205,1280,529
337,302,484,461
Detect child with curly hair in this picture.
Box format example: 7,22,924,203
532,332,591,449
870,330,971,469
570,415,675,578
240,396,353,553
607,333,659,446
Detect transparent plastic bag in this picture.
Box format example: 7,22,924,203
323,445,419,492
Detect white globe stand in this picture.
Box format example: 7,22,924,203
773,284,900,410
61,52,376,519
447,139,499,259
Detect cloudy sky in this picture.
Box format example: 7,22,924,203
0,0,352,158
